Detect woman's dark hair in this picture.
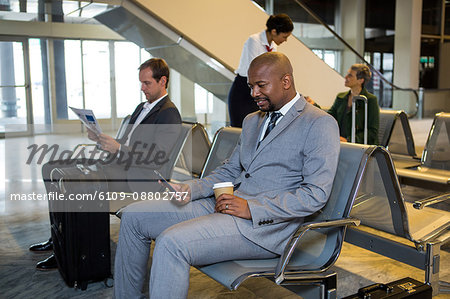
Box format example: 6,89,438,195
266,13,294,34
139,58,170,88
351,64,372,87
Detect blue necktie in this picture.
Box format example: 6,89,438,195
263,112,282,140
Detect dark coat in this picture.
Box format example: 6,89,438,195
328,88,379,145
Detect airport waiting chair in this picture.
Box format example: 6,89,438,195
171,122,211,181
196,143,379,299
378,110,420,169
111,122,193,214
200,126,242,178
345,144,450,296
378,110,398,147
395,112,450,192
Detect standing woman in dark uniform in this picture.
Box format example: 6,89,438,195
228,13,293,127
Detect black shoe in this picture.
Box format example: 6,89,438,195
36,254,57,271
29,238,53,252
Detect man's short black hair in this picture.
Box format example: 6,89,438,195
139,58,170,88
266,13,294,34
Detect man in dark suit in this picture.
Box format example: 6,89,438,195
30,58,182,270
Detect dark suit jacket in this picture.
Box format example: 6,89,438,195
328,88,379,145
109,96,182,192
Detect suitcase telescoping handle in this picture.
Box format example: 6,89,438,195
351,95,368,145
50,168,66,194
357,283,394,298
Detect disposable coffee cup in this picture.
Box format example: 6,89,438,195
213,182,234,199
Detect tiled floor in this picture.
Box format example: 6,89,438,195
1,119,448,298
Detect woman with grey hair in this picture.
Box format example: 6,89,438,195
327,64,380,145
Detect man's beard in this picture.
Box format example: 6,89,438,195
254,97,275,112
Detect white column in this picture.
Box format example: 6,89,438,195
339,0,366,72
393,0,422,113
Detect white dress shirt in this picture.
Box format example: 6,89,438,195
124,94,167,147
258,93,300,142
235,30,277,77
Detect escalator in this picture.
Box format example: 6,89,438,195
95,0,418,114
95,0,344,107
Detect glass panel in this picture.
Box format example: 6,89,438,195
114,42,141,118
422,0,442,35
29,38,46,124
140,49,152,103
0,41,27,133
82,40,111,119
63,1,111,18
446,1,450,35
4,0,40,13
65,40,83,119
194,84,226,136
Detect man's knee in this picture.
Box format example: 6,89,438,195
154,228,185,258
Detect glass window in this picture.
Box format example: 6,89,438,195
0,41,27,132
323,51,336,69
194,84,210,114
382,53,394,71
446,1,450,35
312,49,323,60
422,0,442,35
63,1,110,18
114,42,141,118
64,40,83,119
29,38,46,124
82,40,111,118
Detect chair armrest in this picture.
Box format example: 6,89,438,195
413,193,449,209
274,217,360,284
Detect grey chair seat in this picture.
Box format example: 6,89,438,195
406,202,450,243
351,195,450,245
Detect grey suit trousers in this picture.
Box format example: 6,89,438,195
114,198,277,299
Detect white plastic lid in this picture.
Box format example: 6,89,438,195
213,182,234,189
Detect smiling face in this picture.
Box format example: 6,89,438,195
139,67,167,103
247,56,293,112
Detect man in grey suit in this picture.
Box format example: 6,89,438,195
114,52,340,298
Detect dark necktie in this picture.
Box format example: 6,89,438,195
263,112,282,140
265,45,273,52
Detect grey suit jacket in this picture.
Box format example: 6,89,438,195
188,96,340,254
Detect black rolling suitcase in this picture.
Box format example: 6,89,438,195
48,163,111,290
343,277,432,299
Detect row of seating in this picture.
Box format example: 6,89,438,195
106,112,448,298
76,110,448,193
171,113,448,298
